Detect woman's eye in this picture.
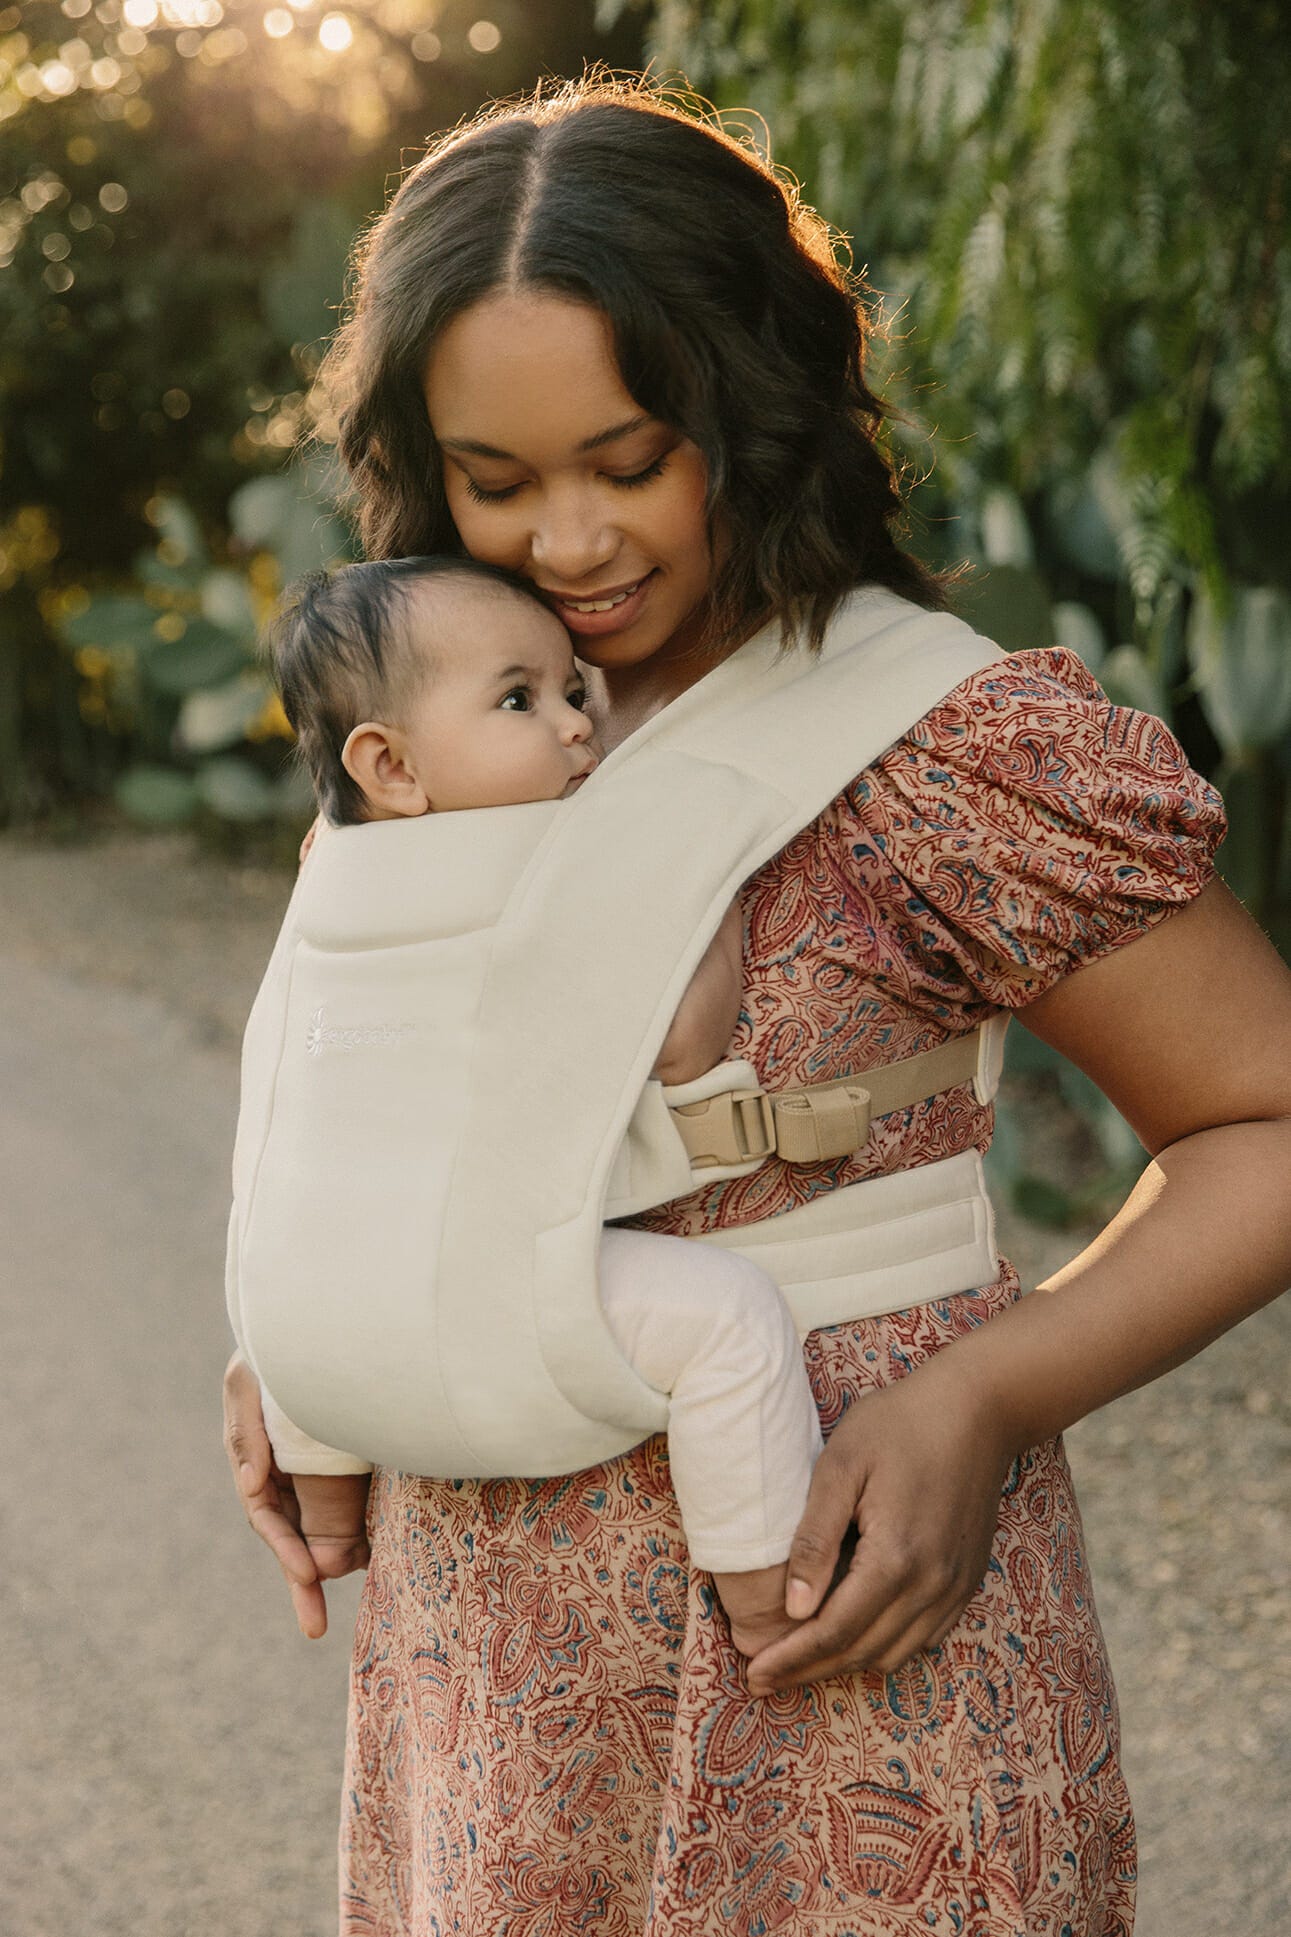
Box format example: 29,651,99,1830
464,477,521,505
499,687,531,712
610,455,668,490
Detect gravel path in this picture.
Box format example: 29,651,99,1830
2,826,1287,1935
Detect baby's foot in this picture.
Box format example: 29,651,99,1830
712,1560,801,1657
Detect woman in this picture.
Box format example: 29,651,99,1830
224,77,1291,1935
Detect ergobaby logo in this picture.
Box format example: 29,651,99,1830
306,1006,415,1056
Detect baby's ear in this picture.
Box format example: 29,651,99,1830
341,721,428,818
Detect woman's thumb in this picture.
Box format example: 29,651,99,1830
783,1455,860,1620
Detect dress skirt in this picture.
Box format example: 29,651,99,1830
339,1264,1135,1937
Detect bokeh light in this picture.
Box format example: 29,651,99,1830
318,12,352,51
467,19,500,54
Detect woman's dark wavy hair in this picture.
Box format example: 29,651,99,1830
318,73,946,654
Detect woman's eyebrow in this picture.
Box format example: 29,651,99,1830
439,414,653,461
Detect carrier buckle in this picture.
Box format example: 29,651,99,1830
770,1084,873,1164
672,1087,777,1169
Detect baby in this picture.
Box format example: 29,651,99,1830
259,555,823,1655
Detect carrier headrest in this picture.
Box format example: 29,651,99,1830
294,803,562,950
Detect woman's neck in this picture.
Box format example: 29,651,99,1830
588,616,763,754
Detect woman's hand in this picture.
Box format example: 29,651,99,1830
745,1356,1015,1694
222,1351,368,1640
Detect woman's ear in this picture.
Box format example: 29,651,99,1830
341,721,430,818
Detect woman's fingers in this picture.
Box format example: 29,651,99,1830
747,1367,1012,1694
223,1351,326,1637
781,1435,868,1621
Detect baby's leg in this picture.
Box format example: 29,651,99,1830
600,1227,823,1655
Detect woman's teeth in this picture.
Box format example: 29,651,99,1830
563,579,642,614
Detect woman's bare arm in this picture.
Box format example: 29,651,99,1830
747,877,1291,1690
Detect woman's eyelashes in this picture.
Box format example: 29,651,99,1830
461,454,671,506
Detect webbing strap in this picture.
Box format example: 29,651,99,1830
669,1026,985,1169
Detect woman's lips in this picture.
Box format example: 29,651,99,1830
545,571,655,637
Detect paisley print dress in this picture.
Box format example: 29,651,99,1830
339,647,1225,1937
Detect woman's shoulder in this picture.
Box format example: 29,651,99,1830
855,641,1218,832
824,643,1228,1005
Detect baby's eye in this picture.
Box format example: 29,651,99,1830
499,686,532,712
566,685,588,711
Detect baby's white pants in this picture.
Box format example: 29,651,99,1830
598,1226,823,1573
262,1227,823,1575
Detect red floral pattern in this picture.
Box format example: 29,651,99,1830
340,648,1223,1935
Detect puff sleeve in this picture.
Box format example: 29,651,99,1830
845,646,1228,1010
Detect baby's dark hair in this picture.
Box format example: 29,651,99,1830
267,554,549,825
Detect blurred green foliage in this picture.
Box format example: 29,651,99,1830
5,1,1289,1217
605,0,1291,1220
1,0,641,828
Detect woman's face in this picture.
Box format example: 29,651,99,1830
422,291,716,680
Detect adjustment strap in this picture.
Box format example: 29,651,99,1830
670,1026,990,1170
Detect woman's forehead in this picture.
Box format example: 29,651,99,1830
422,290,651,458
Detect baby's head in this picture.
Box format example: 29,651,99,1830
268,556,600,824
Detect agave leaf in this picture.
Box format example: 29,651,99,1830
979,486,1035,568
142,619,250,697
195,754,279,821
147,496,207,570
1051,600,1108,672
58,595,158,653
176,673,272,754
274,761,316,817
200,568,259,640
229,472,351,584
1099,644,1168,717
114,764,199,826
1187,585,1291,755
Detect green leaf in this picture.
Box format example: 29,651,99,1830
176,673,272,754
58,596,159,653
1186,585,1291,756
199,569,259,639
1012,1173,1073,1229
114,764,199,826
274,761,316,816
148,496,207,569
228,472,351,584
952,564,1054,653
1051,601,1108,672
229,475,296,551
979,487,1035,568
142,620,250,697
260,201,352,349
1099,644,1168,717
195,754,278,821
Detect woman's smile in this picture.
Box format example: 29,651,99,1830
542,570,657,636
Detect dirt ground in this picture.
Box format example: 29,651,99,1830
2,824,1288,1935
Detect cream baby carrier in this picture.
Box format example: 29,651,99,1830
226,588,1008,1477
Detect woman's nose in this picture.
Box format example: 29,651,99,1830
528,487,616,583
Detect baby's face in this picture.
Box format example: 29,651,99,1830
397,583,600,812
